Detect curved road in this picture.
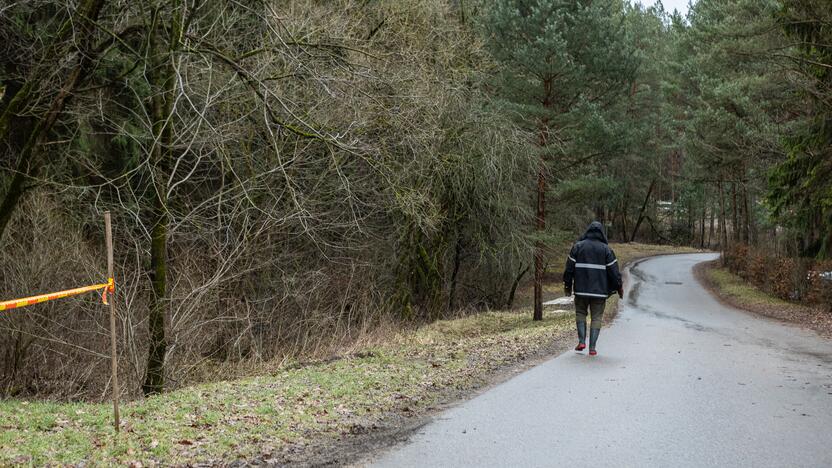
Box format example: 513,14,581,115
370,254,832,467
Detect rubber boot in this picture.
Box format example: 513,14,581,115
589,328,601,356
575,321,587,351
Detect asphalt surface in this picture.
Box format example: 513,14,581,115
370,254,832,468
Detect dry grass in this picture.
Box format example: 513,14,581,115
0,310,572,466
705,267,794,308
0,242,703,465
697,261,832,338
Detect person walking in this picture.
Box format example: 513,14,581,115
563,221,623,356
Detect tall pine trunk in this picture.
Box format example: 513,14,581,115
533,158,546,322
731,182,739,243
620,192,630,242
533,80,552,322
630,179,655,242
708,203,715,249
719,179,728,252
699,200,706,249
743,184,752,245
687,199,694,244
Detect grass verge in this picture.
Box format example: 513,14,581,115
695,260,832,338
702,264,793,308
1,311,573,466
1,242,703,466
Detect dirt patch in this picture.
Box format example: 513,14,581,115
694,260,832,339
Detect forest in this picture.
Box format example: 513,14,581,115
0,0,830,401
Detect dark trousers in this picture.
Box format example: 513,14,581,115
575,296,606,330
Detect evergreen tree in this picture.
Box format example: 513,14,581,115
481,0,638,319
768,0,832,258
673,0,790,250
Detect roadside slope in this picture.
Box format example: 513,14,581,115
369,253,832,467
695,260,832,338
0,312,574,466
0,243,697,466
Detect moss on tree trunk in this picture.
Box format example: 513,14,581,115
142,200,168,395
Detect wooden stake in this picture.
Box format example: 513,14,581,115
105,211,120,433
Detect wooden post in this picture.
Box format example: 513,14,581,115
105,211,120,433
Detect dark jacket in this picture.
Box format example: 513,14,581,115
563,222,622,299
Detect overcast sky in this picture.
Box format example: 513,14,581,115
642,0,692,15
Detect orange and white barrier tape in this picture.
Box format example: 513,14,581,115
0,277,115,311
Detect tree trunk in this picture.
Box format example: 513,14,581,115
630,179,656,242
719,179,728,252
142,2,184,395
0,0,107,240
0,81,34,142
731,182,739,243
743,184,752,245
708,203,715,249
750,193,759,246
594,205,605,224
448,237,463,311
699,201,706,249
687,199,694,244
621,193,630,242
506,264,530,310
533,80,553,322
0,168,30,238
143,198,168,395
533,160,545,321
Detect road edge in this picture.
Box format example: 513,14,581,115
352,253,674,467
286,328,576,467
693,259,832,339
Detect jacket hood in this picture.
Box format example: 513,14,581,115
579,221,608,244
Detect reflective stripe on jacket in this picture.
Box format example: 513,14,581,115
563,221,623,299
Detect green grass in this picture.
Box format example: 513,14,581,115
2,243,699,466
705,266,794,308
0,311,572,466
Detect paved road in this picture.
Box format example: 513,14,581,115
370,254,832,467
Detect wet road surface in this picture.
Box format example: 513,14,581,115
370,254,832,467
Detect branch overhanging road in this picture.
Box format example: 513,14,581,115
369,254,832,468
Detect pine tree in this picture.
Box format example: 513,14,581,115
481,0,638,319
768,0,832,258
673,0,789,251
